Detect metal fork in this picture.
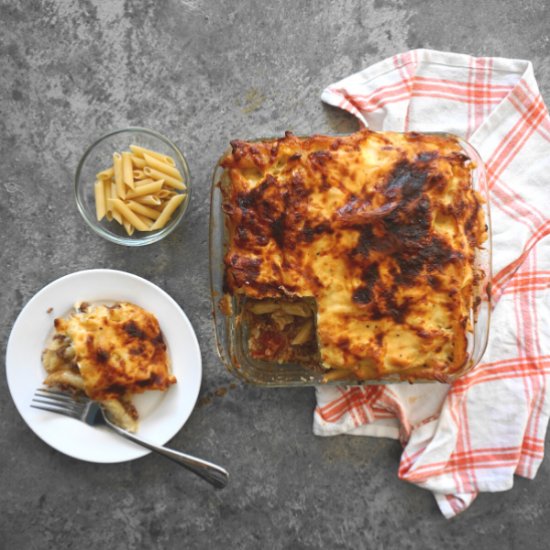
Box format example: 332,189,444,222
31,387,229,489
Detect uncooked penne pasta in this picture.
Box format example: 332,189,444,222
143,166,186,190
126,200,161,220
129,144,168,163
134,178,155,187
135,212,153,229
126,179,164,199
113,152,125,199
143,153,183,180
130,155,146,169
108,199,150,231
94,144,186,235
94,180,106,221
105,179,113,221
134,195,162,206
150,194,185,230
158,189,177,199
96,167,114,180
122,152,134,189
134,150,178,167
123,219,135,236
110,182,122,223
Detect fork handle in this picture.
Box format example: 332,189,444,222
105,421,229,488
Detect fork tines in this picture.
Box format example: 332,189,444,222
31,387,86,419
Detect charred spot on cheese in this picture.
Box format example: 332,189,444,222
302,221,333,243
416,151,439,163
129,344,145,356
152,332,165,346
96,348,109,363
352,264,379,305
384,160,428,199
427,275,441,289
352,286,373,304
105,383,127,395
309,150,332,166
123,320,146,340
220,129,487,380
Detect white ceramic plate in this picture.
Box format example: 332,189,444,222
6,269,202,463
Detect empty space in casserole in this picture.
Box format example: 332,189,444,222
242,297,321,369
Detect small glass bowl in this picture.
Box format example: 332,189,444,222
75,127,191,246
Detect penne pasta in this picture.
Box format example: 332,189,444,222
123,219,135,236
322,369,356,382
291,320,313,345
126,179,164,199
134,178,155,187
130,148,178,167
143,166,186,190
150,194,185,230
135,212,154,229
108,199,150,231
96,167,114,180
122,152,134,189
130,155,146,169
94,144,187,235
113,152,125,199
158,189,177,199
44,370,86,390
143,153,183,180
105,178,113,221
134,194,162,206
94,180,106,221
280,302,310,317
248,301,280,314
126,200,161,220
129,144,168,163
110,182,122,223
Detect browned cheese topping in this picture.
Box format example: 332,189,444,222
220,129,487,381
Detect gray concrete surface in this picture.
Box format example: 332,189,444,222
2,1,550,549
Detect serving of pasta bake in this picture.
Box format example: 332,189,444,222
218,129,488,383
42,302,176,431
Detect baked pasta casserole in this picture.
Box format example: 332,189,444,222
219,129,487,382
42,302,176,430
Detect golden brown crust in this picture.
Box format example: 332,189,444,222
220,129,487,381
53,302,175,400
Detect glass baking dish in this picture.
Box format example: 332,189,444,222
209,133,492,387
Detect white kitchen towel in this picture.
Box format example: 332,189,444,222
314,49,550,518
